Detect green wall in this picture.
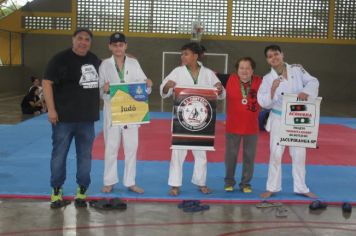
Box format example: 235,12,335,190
0,66,31,95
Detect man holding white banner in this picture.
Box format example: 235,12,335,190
160,42,225,196
257,45,319,199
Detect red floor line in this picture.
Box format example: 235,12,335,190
219,225,356,236
1,220,356,236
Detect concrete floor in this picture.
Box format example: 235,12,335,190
0,93,355,236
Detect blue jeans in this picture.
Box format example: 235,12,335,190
50,122,95,189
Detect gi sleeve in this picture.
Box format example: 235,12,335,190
134,60,151,95
209,71,226,100
160,68,178,99
98,62,110,101
257,75,275,109
299,66,319,99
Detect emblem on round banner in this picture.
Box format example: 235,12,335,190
177,95,213,131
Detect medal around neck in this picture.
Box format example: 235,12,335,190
240,78,251,105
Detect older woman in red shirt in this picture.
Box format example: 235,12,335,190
224,57,262,193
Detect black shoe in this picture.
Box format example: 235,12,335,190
342,202,352,213
309,200,327,210
75,198,87,208
50,200,71,209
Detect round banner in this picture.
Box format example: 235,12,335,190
177,96,213,131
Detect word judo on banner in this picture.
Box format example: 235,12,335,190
279,94,322,148
171,86,218,151
110,82,150,126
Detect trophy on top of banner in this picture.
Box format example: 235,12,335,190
191,20,204,42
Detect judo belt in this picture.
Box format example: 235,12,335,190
271,108,282,116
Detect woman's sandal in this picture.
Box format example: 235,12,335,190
199,186,212,194
169,187,180,196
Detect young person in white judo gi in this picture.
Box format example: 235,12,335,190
99,32,153,194
257,45,319,199
160,42,226,196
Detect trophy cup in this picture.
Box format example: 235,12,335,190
191,20,204,42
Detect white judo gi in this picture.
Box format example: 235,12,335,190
99,56,151,187
257,63,319,194
160,65,226,187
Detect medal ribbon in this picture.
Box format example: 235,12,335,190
240,78,251,99
186,65,200,85
114,57,126,83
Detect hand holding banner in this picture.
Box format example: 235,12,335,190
278,94,322,148
171,86,218,151
110,82,150,126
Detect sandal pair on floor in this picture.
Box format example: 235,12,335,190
89,198,127,210
255,201,283,208
255,201,288,217
177,200,210,213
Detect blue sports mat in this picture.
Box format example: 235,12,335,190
0,113,355,203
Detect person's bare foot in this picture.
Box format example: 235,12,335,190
169,187,180,196
101,185,113,193
128,185,144,194
260,191,273,198
302,191,318,199
199,186,212,194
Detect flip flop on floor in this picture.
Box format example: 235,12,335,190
89,198,127,210
89,199,113,210
275,206,288,217
342,202,352,213
309,200,327,210
183,204,210,213
111,198,127,210
177,200,200,209
256,201,283,208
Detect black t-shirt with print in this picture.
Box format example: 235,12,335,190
44,48,101,122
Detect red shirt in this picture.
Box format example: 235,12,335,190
226,73,262,134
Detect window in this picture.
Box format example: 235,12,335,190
129,0,227,35
334,0,356,39
77,0,125,31
23,16,71,30
232,0,329,38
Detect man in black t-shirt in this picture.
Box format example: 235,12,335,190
43,28,101,209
